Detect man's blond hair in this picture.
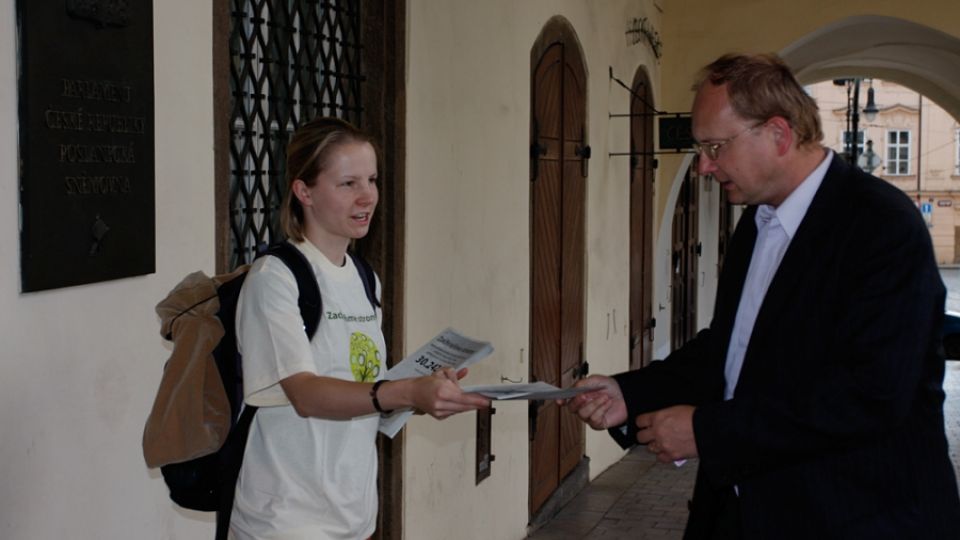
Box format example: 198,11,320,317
694,53,823,147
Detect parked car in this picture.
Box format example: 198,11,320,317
943,311,960,360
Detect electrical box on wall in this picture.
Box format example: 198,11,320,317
476,407,495,484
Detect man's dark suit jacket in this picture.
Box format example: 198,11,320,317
611,155,960,539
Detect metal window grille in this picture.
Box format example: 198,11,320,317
229,0,364,268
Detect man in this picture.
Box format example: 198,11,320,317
567,53,960,539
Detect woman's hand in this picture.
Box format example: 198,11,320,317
409,367,491,419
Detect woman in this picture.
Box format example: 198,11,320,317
232,117,490,539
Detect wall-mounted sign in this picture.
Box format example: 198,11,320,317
17,0,155,292
658,116,693,151
938,200,953,207
921,202,934,228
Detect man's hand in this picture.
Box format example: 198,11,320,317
635,405,698,463
561,375,628,431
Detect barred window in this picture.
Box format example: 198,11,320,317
229,0,364,268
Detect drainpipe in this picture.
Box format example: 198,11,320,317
917,92,923,204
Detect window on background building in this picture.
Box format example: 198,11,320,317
843,130,865,158
886,130,911,175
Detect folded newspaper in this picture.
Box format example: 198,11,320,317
378,328,494,438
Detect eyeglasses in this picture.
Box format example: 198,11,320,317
692,122,765,161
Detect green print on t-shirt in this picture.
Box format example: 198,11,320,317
350,332,382,382
327,310,377,323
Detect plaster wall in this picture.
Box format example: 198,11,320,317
0,1,217,538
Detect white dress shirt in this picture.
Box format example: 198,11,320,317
723,150,833,400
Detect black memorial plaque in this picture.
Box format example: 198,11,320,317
18,0,154,292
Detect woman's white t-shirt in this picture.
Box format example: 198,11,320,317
231,240,385,540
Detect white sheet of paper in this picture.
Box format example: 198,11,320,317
462,381,594,401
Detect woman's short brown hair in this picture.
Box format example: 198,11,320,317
694,53,823,147
280,117,379,241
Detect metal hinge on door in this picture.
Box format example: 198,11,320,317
573,361,590,379
531,119,547,182
575,127,591,177
633,317,657,348
573,342,589,379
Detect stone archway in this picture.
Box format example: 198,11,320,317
782,15,960,116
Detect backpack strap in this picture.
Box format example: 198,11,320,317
215,404,257,540
258,243,377,336
348,251,381,312
261,242,323,339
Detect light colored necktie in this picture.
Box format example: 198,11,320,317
723,205,790,400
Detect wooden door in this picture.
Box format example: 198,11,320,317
629,70,655,370
718,188,732,271
671,168,699,350
529,22,587,517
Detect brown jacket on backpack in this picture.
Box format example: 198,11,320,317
142,267,246,468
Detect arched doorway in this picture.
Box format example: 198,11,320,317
528,16,588,520
670,167,699,350
629,68,656,370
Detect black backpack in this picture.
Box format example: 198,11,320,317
153,243,378,540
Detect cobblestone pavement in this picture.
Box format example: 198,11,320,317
528,363,960,540
527,446,697,540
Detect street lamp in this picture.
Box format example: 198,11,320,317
833,78,878,165
863,85,879,122
858,139,881,173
